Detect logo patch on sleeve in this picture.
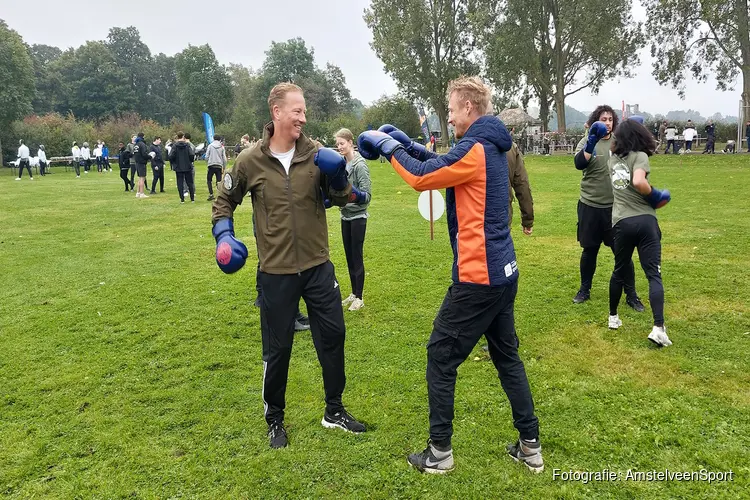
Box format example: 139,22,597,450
223,172,233,190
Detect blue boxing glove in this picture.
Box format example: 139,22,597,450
320,188,333,209
314,147,348,191
212,218,248,274
357,131,404,160
585,121,609,154
378,124,429,160
645,187,671,209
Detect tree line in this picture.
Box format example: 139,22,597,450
0,22,421,160
365,0,750,137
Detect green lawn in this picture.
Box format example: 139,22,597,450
1,154,748,498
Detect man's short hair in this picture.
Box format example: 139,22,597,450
184,132,191,140
176,132,185,139
213,134,220,141
447,76,491,115
154,136,161,141
137,132,144,139
268,82,303,115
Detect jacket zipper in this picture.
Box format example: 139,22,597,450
287,164,300,273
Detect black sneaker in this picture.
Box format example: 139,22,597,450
407,440,455,474
268,421,288,449
207,195,215,201
507,438,544,473
626,296,645,312
321,409,366,434
150,190,156,195
572,290,590,304
294,312,310,332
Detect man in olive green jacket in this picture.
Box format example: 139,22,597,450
212,83,365,450
506,142,534,234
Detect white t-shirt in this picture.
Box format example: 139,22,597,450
271,147,295,174
682,128,695,141
17,145,30,159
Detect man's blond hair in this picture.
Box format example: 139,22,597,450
447,76,491,116
268,82,303,116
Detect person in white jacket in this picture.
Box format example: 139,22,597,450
80,142,91,173
94,141,103,173
38,145,48,176
71,141,81,177
682,121,696,152
16,139,32,180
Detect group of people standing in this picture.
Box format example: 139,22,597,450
656,119,714,154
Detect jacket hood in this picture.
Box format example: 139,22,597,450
210,140,222,147
175,141,189,150
464,115,512,152
135,137,145,144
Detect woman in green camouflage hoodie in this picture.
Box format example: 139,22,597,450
335,128,372,312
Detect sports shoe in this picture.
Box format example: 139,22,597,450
608,314,622,330
294,312,310,331
321,409,366,434
150,190,156,195
180,200,185,204
407,440,455,474
84,170,88,174
76,176,81,178
29,177,33,180
572,290,590,304
626,296,645,312
507,438,544,473
341,293,356,307
207,195,215,201
348,298,364,311
14,178,21,181
135,192,141,198
647,325,672,347
268,421,288,449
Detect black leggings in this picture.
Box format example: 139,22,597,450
207,166,222,195
176,172,195,201
580,244,636,298
610,216,664,326
341,218,367,299
120,168,130,189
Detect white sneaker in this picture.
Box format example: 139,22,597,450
608,315,622,330
84,171,88,174
647,326,672,347
76,175,80,178
15,178,21,181
348,298,364,311
29,177,33,180
341,293,356,307
141,193,149,198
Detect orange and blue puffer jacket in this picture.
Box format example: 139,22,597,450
389,115,518,286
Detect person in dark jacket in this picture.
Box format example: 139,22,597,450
702,121,715,154
118,142,132,191
358,76,542,475
133,132,150,199
149,137,166,194
169,132,195,203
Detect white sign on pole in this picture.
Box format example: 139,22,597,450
418,190,445,221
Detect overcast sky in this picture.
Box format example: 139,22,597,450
0,0,743,117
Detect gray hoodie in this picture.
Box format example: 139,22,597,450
340,153,371,220
205,140,227,168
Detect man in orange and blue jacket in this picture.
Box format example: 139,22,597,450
358,76,542,475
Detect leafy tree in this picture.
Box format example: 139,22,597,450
106,27,153,118
0,19,35,160
150,53,183,123
365,0,478,140
644,0,750,122
27,44,63,114
174,44,233,125
361,94,421,138
472,0,643,131
54,42,136,120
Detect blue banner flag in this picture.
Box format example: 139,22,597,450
202,112,215,145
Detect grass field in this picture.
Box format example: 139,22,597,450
1,153,748,498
